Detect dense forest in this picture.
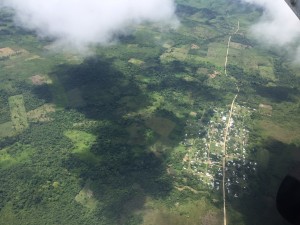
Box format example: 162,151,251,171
0,1,300,225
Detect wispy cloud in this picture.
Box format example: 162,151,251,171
0,0,178,50
241,0,300,46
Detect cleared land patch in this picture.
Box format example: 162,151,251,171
0,145,34,169
207,42,227,67
160,46,189,63
259,66,276,81
192,25,218,39
0,47,16,58
27,104,56,122
30,74,52,85
142,198,221,225
64,130,99,163
75,184,97,210
8,95,28,132
259,103,273,116
230,42,249,50
0,121,14,138
258,120,300,144
128,58,145,66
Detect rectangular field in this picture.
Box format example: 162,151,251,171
0,121,14,138
8,95,28,132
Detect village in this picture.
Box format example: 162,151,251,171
183,104,257,198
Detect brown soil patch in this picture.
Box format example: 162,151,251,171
189,111,197,117
191,44,200,49
30,75,52,85
209,71,221,79
182,153,189,162
0,47,16,57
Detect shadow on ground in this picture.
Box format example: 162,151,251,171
31,56,181,224
230,139,300,225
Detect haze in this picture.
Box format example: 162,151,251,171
242,0,300,46
0,0,178,49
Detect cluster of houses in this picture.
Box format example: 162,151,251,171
183,104,257,198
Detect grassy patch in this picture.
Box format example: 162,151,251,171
206,42,227,67
64,130,99,163
26,103,56,122
75,183,98,210
142,198,222,225
0,144,34,169
258,120,300,144
128,58,145,66
8,95,28,132
160,46,189,63
0,121,14,138
259,66,275,81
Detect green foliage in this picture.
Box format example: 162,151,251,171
8,95,29,132
0,1,299,225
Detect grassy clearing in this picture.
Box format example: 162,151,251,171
127,92,164,119
259,66,276,81
26,103,56,122
29,74,52,85
160,46,189,63
64,130,99,163
0,144,34,169
75,184,98,210
0,122,14,138
128,58,145,66
192,25,219,39
258,120,300,144
8,95,28,132
207,42,227,67
230,42,249,50
142,198,222,225
0,47,16,58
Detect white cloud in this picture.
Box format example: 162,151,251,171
241,0,300,46
0,0,178,50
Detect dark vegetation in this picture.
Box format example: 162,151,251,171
0,1,300,224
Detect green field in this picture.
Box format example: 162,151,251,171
0,1,299,225
8,95,28,132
